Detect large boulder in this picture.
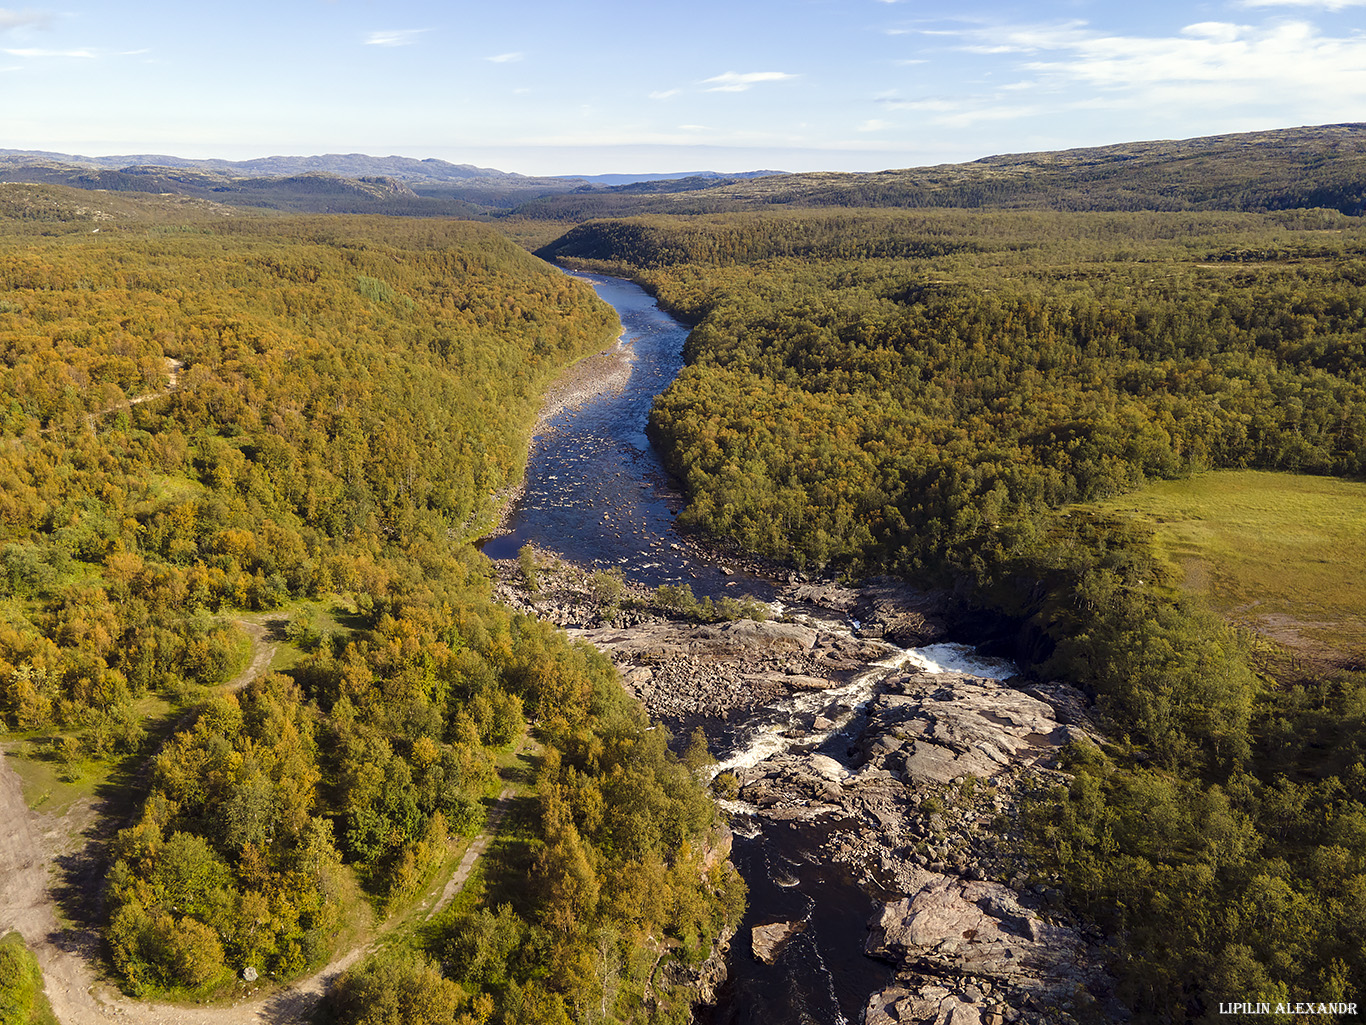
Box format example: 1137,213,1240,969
751,920,806,964
865,868,1102,997
859,673,1070,783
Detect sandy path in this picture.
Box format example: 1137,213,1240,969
427,787,515,921
0,620,337,1025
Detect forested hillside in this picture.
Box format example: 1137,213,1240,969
0,188,741,1022
542,207,1366,1020
10,124,1366,222
519,124,1366,220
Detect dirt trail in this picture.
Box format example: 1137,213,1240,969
0,620,326,1025
83,358,184,432
427,787,515,921
227,620,275,693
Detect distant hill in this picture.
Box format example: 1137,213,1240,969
518,123,1366,219
552,170,787,186
0,150,584,214
0,160,492,216
0,150,786,214
0,149,527,182
5,126,1366,218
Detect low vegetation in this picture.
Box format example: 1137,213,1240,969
1088,470,1366,667
520,125,1366,220
0,933,58,1025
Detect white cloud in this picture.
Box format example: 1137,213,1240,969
1023,20,1366,92
951,20,1091,55
859,119,890,131
0,9,52,32
873,15,1366,139
931,18,1366,108
1236,0,1365,7
1180,22,1244,43
487,51,523,63
649,88,681,100
702,70,798,92
876,92,962,113
3,46,92,57
364,29,427,47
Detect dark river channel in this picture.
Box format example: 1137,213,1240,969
484,272,895,1024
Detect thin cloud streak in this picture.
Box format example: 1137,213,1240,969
0,9,53,31
364,29,427,47
1236,0,1365,7
4,46,93,57
702,71,798,92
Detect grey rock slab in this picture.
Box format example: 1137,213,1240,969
865,867,1102,995
751,919,806,964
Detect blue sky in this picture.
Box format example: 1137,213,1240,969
2,0,1364,174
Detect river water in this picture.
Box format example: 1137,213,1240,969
481,273,771,599
487,272,1012,1024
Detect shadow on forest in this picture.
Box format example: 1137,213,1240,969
48,703,196,936
497,745,539,787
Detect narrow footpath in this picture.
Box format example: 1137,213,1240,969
427,787,515,921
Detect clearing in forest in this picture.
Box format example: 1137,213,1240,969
1090,469,1366,669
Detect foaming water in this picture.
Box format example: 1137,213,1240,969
709,657,900,776
709,623,1015,779
905,642,1017,679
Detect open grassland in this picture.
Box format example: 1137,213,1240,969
1091,470,1366,665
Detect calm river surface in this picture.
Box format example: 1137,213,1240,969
486,272,895,1024
482,273,770,599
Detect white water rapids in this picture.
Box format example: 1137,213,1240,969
710,607,1016,784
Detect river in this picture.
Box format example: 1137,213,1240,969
481,273,771,600
486,272,1013,1024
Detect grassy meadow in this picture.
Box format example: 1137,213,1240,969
1090,470,1366,666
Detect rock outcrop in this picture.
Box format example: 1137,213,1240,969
855,671,1101,784
492,549,1116,1023
574,617,892,723
850,580,951,648
751,920,806,964
659,924,734,1006
728,665,1117,1024
862,868,1107,1024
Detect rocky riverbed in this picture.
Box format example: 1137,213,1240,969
493,548,1121,1025
728,667,1117,1025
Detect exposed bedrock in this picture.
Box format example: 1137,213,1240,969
494,553,1117,1023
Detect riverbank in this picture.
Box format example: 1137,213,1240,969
479,270,1116,1023
485,329,637,538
